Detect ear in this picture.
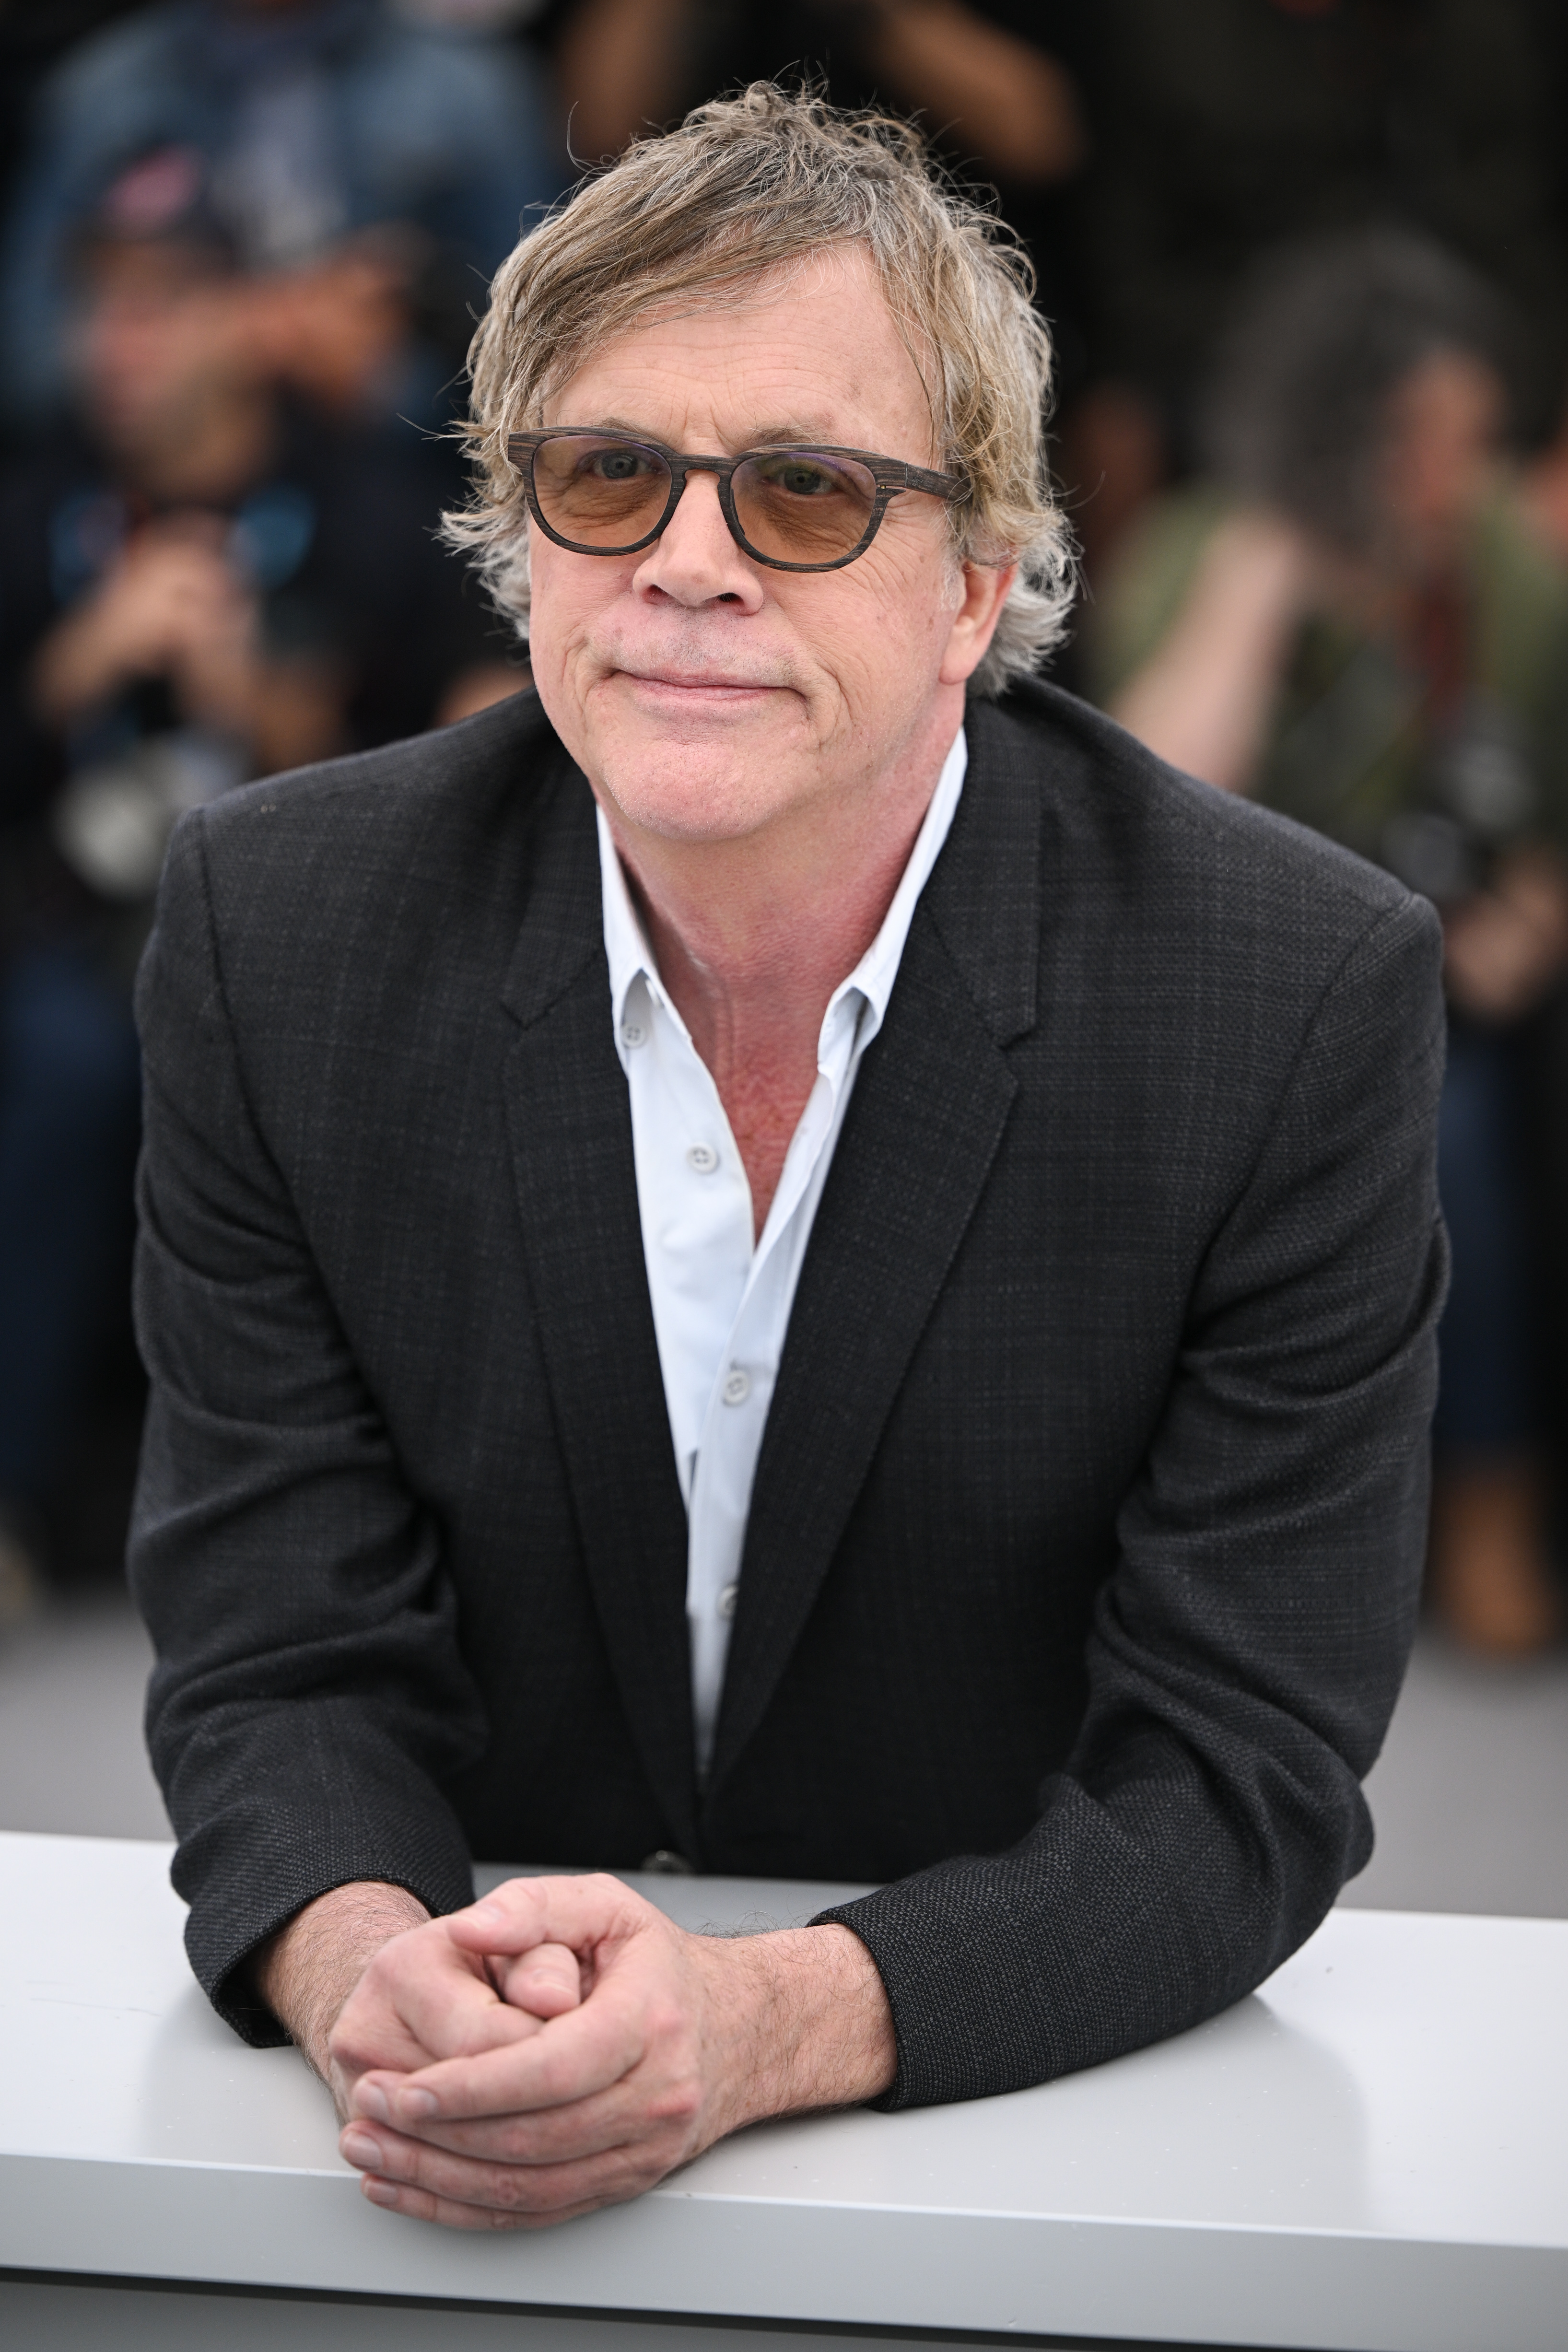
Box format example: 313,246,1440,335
938,560,1018,686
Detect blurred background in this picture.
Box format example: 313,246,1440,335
0,0,1564,1916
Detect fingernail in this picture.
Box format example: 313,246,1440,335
466,1903,504,1930
396,2087,438,2120
364,2178,400,2208
354,2083,390,2123
340,2129,381,2168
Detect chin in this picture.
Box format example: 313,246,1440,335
599,743,807,845
589,702,820,842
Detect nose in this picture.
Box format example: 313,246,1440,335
631,464,764,613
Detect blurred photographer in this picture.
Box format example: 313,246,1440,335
1092,232,1568,1656
0,149,514,1618
1,0,560,432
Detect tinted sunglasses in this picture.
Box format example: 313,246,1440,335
506,429,966,573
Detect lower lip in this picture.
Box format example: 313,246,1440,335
620,675,782,709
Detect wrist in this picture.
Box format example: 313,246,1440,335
255,1880,430,2082
701,1922,897,2133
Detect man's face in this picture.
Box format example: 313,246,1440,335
1378,348,1504,565
74,244,242,455
525,246,1008,850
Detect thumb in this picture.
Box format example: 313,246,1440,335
447,1870,650,1959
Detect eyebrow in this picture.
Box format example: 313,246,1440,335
572,414,853,454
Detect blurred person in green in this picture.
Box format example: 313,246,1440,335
1061,0,1568,585
1089,231,1568,1657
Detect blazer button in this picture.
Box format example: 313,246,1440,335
640,1849,696,1875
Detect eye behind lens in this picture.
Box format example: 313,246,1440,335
533,433,672,547
735,450,876,562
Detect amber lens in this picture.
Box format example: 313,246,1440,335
531,435,673,549
732,449,878,564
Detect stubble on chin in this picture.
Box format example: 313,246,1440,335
591,731,809,847
581,667,823,830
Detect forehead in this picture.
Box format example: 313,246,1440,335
1387,346,1503,409
546,246,938,456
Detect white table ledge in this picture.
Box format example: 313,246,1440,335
1,1830,1564,2352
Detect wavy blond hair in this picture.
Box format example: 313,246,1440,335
444,83,1073,693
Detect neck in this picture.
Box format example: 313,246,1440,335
602,684,963,1230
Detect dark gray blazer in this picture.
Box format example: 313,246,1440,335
129,679,1445,2106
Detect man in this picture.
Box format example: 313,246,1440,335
131,86,1445,2233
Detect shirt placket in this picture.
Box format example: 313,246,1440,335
597,727,967,1780
686,1009,862,1768
626,971,749,1502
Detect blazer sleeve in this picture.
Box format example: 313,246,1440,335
816,889,1447,2109
130,812,485,2045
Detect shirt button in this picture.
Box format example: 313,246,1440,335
687,1142,719,1173
621,1018,648,1049
716,1582,739,1620
721,1366,751,1405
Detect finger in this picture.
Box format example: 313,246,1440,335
343,2122,661,2222
365,1980,645,2128
395,1972,544,2066
328,2002,431,2083
332,1931,485,2072
494,1940,583,2018
359,2174,608,2232
333,1929,544,2084
350,2079,636,2166
380,1932,539,2062
344,2006,548,2124
342,2004,543,2108
447,1872,644,1957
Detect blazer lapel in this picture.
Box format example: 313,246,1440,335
709,706,1044,1790
500,770,699,1859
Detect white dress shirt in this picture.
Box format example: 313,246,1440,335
599,727,967,1774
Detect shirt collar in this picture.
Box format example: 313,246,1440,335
599,804,662,1064
828,723,966,1050
599,723,968,1071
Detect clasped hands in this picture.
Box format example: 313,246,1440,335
287,1874,895,2230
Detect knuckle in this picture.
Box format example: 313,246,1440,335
644,1995,688,2045
328,2025,376,2075
647,2079,702,2129
485,2205,529,2231
488,2163,543,2212
491,1876,544,1913
606,2145,667,2200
